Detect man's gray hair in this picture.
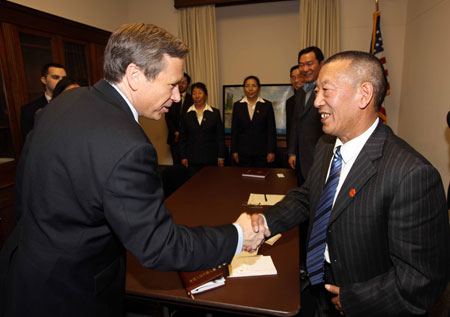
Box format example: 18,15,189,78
103,23,188,83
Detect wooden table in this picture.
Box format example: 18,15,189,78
126,166,300,316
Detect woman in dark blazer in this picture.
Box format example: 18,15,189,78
180,82,225,172
231,75,276,167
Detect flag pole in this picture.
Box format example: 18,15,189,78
376,0,379,11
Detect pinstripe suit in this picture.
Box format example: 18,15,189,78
265,121,450,316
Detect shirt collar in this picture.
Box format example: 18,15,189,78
187,103,214,113
45,93,52,102
335,118,379,164
109,82,139,123
239,96,265,104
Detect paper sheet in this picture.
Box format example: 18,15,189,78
229,255,277,277
247,193,285,206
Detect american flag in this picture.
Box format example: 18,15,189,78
370,10,389,124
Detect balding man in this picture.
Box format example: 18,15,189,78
251,51,449,316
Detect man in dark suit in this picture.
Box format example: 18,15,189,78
252,51,450,316
288,47,325,186
0,23,264,317
285,65,304,152
165,72,193,164
20,62,67,141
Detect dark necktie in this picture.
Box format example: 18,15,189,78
306,146,343,285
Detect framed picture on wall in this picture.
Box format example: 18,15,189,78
222,84,294,135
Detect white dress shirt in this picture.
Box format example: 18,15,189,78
324,118,379,262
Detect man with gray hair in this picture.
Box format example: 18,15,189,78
0,23,263,316
252,50,449,316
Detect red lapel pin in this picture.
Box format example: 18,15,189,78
349,188,356,197
203,118,206,122
256,110,260,114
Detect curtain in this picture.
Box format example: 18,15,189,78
178,5,220,108
299,0,340,59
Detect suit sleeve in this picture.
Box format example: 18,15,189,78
340,164,450,316
215,110,225,159
264,179,311,235
230,103,239,154
266,101,276,153
102,143,238,271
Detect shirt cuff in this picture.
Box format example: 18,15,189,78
232,223,243,256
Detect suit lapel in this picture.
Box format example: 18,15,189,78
300,92,316,118
328,122,387,225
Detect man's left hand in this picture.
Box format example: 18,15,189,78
325,284,344,315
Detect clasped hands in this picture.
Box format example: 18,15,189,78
235,213,271,252
235,213,344,315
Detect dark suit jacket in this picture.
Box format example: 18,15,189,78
288,89,323,180
179,107,225,166
0,80,237,317
165,93,192,144
265,122,450,316
230,100,276,158
20,94,48,142
285,94,295,150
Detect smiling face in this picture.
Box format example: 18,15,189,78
192,86,207,107
299,51,321,84
244,78,260,99
314,60,365,143
290,67,304,90
132,54,184,120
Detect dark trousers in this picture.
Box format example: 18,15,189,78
170,143,181,165
298,263,340,317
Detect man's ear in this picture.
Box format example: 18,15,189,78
359,82,373,110
125,63,142,91
40,76,47,86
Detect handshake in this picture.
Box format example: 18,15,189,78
235,213,272,252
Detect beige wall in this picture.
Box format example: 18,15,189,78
340,0,408,133
399,0,450,191
216,1,299,87
8,0,128,31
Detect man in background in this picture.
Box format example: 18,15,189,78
0,23,263,317
165,72,192,164
20,62,66,141
288,47,324,186
253,51,450,316
285,65,304,155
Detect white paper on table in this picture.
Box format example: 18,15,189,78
229,255,277,277
247,193,285,206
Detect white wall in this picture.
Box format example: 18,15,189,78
399,0,450,191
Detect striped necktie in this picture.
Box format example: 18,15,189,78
306,146,343,285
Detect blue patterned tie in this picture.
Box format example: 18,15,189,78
306,146,343,285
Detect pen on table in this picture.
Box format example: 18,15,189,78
264,193,268,202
